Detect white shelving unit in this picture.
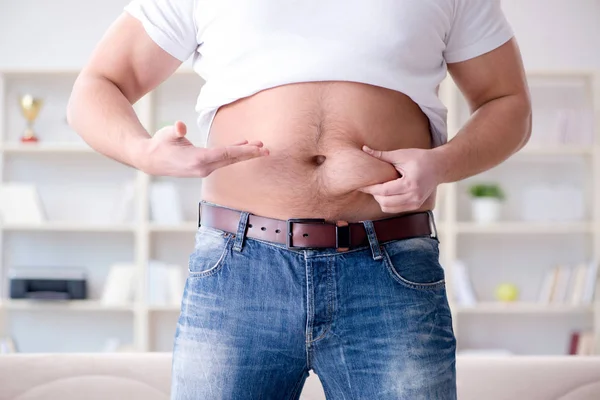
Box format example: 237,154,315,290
454,302,594,315
0,68,201,352
440,70,600,355
0,68,598,355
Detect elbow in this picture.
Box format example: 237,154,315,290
515,93,533,149
66,77,83,131
65,96,75,130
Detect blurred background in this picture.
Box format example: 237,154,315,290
0,0,598,357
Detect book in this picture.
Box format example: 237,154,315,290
581,262,598,305
576,331,595,356
166,266,185,306
148,260,169,306
538,267,559,304
111,181,136,223
0,183,46,224
147,261,185,306
101,264,136,306
452,260,477,306
568,332,580,355
568,263,588,305
150,182,183,224
552,265,572,304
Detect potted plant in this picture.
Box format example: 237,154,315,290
469,183,505,224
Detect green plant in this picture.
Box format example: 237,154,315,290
468,183,505,200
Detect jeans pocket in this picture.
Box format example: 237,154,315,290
381,236,446,290
188,225,234,278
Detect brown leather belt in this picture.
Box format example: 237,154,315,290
199,202,438,251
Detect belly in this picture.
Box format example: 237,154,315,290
201,81,435,222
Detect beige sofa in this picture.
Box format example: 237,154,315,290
1,354,600,400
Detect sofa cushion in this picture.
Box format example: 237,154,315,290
559,381,600,400
11,376,168,400
0,354,171,400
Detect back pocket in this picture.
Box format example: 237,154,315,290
188,225,234,278
381,236,445,290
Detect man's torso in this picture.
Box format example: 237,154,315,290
198,0,454,221
202,81,435,221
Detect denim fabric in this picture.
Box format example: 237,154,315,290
171,212,456,400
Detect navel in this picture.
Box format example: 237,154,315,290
312,155,327,166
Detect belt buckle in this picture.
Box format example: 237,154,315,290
286,219,327,249
335,220,350,252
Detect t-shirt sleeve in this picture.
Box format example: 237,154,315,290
444,0,514,64
124,0,198,62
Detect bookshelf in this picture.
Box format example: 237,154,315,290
454,303,594,315
0,68,201,353
440,70,600,355
0,68,598,355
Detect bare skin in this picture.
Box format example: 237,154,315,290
68,14,531,223
203,81,433,221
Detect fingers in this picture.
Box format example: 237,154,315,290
174,121,187,138
362,145,395,164
372,193,422,214
228,139,263,147
201,143,268,164
359,178,408,196
195,143,269,177
204,149,267,171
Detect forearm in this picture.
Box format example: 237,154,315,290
432,93,532,183
67,73,150,168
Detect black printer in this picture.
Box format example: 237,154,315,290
9,268,87,300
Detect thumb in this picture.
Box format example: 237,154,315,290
173,121,187,138
362,145,396,163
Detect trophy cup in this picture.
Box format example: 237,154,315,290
19,94,44,143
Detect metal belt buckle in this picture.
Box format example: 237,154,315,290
427,210,438,239
286,219,326,249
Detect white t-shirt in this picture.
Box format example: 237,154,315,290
125,0,514,147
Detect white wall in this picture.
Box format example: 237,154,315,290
0,0,126,69
502,0,600,70
1,0,600,70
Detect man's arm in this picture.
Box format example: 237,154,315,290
68,13,267,177
359,39,531,214
432,38,532,183
67,13,178,168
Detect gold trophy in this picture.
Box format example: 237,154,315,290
19,94,43,143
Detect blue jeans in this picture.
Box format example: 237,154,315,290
171,209,456,399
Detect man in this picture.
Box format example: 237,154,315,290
67,0,531,398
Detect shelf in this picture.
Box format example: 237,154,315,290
526,70,596,78
2,222,136,233
454,302,594,315
518,146,594,156
149,222,198,233
1,300,134,312
0,143,94,154
456,222,593,234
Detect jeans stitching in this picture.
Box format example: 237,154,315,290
363,220,383,260
307,257,335,344
287,369,309,400
305,253,314,344
381,247,446,290
187,236,234,278
233,211,249,252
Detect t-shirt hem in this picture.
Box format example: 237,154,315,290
444,29,514,64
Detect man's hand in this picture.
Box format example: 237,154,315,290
137,120,269,177
358,146,443,214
